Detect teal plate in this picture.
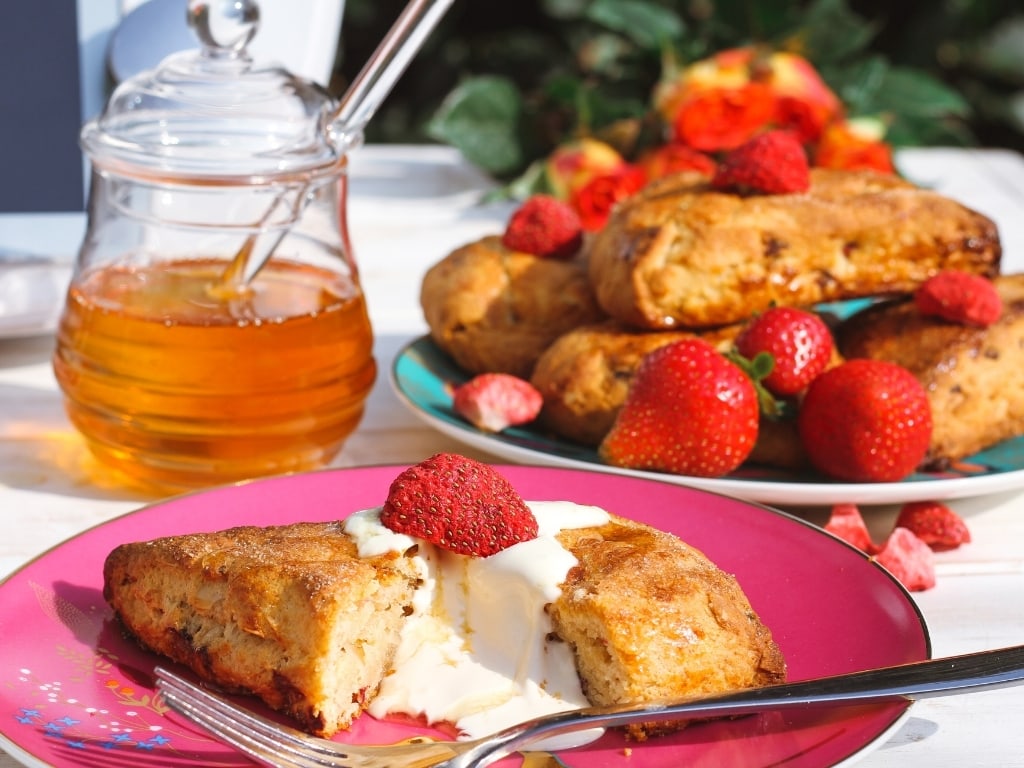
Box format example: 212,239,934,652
391,336,1024,506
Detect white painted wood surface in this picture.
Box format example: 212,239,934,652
2,145,1022,767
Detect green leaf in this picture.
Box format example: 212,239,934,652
787,0,877,64
886,113,975,148
539,73,647,135
749,351,776,381
748,0,807,41
867,67,972,119
970,15,1024,85
585,0,687,51
821,55,890,116
698,0,803,42
542,73,585,106
957,78,1024,135
425,76,526,176
827,57,975,144
486,159,552,203
540,0,590,21
725,349,782,418
579,88,649,130
829,57,972,122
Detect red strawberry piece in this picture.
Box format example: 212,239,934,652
735,306,834,396
824,503,878,553
895,500,971,551
599,338,759,477
798,359,932,482
501,195,584,259
712,130,810,194
914,270,1002,327
381,453,538,557
452,373,543,432
873,527,936,592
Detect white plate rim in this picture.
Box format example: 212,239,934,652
390,336,1024,507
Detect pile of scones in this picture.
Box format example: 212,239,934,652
421,167,1024,474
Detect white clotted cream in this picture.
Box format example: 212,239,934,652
342,501,610,742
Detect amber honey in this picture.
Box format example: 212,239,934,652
52,258,376,490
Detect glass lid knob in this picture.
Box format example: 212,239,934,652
188,0,260,60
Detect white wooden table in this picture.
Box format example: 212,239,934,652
2,145,1022,767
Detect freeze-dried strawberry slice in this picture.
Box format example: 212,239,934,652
823,503,877,554
895,500,971,551
381,453,538,557
914,270,1002,327
502,195,583,259
712,130,810,195
874,527,936,592
452,373,543,432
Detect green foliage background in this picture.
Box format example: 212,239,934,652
335,0,1024,177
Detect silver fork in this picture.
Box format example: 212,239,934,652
156,643,1024,768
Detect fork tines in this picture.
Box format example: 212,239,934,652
154,666,460,768
156,666,355,768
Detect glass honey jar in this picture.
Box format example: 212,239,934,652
53,1,376,491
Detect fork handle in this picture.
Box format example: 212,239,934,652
446,643,1024,768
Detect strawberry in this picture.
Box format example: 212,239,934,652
501,195,583,259
894,500,971,551
797,359,932,482
914,270,1002,327
873,527,936,592
734,306,834,396
381,453,538,557
712,130,810,195
826,500,966,591
599,338,759,477
452,373,543,433
823,503,878,554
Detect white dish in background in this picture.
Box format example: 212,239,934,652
347,146,502,213
391,336,1024,507
0,256,72,340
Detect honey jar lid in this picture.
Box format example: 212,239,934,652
80,0,348,180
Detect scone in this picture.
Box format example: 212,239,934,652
837,272,1024,466
104,503,785,742
420,235,605,378
552,514,786,739
530,321,739,446
587,168,1001,329
529,320,830,470
103,521,419,737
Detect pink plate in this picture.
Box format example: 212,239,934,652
0,465,929,768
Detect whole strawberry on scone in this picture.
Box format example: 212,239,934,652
734,306,834,397
599,339,759,478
